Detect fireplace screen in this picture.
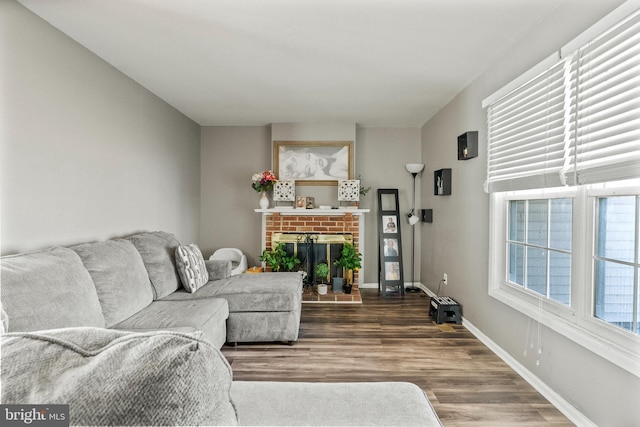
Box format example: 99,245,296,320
271,233,353,283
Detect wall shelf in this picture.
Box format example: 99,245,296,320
458,131,478,160
434,169,452,196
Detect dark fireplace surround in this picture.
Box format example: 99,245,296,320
271,232,353,284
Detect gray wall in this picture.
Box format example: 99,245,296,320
1,1,201,254
355,127,422,284
200,125,272,265
419,0,639,425
200,125,421,283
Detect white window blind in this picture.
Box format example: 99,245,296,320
571,10,640,185
486,7,640,192
486,60,572,192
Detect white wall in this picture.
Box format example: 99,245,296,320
420,0,639,425
0,1,201,254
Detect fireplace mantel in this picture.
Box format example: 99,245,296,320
254,208,370,215
256,208,369,286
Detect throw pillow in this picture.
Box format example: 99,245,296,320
175,244,210,293
1,328,238,426
72,239,154,327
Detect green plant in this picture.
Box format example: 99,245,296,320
358,175,372,196
315,262,329,283
260,243,301,272
334,243,362,273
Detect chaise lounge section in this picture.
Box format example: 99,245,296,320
125,231,303,345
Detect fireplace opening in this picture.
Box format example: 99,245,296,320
271,233,353,284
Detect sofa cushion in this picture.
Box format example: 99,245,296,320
205,259,232,281
1,328,238,426
176,244,209,293
126,231,181,299
112,299,229,349
0,247,105,331
162,272,303,312
72,239,154,327
231,381,442,426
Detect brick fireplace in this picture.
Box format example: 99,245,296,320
256,208,369,286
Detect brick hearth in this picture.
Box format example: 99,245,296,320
302,284,362,303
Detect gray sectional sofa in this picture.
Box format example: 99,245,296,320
0,231,443,426
0,231,302,347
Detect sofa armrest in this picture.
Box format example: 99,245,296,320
205,259,232,280
1,328,238,426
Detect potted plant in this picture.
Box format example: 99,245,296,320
334,243,362,294
260,243,301,272
315,262,329,295
358,175,372,197
332,275,344,293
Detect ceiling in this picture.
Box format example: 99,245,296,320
18,0,571,127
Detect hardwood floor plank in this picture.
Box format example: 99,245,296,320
222,289,572,426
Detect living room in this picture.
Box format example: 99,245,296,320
2,0,640,426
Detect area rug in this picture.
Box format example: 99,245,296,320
302,285,362,304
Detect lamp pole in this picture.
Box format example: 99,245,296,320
407,171,420,293
405,163,424,293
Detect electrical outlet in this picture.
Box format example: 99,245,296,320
443,273,448,285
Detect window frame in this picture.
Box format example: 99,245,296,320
581,184,640,346
489,182,640,378
505,197,573,304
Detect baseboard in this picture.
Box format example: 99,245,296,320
462,319,596,427
361,282,429,290
360,282,378,289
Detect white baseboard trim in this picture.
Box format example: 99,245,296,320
462,319,596,427
360,282,428,290
360,282,378,289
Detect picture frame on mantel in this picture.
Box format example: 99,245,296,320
273,141,354,186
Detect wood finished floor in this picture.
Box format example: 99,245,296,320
222,289,573,426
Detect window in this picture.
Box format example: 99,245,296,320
490,184,640,378
595,195,639,334
485,4,640,377
507,198,572,305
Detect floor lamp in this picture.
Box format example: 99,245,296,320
406,163,424,293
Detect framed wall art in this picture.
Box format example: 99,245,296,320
273,141,354,186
